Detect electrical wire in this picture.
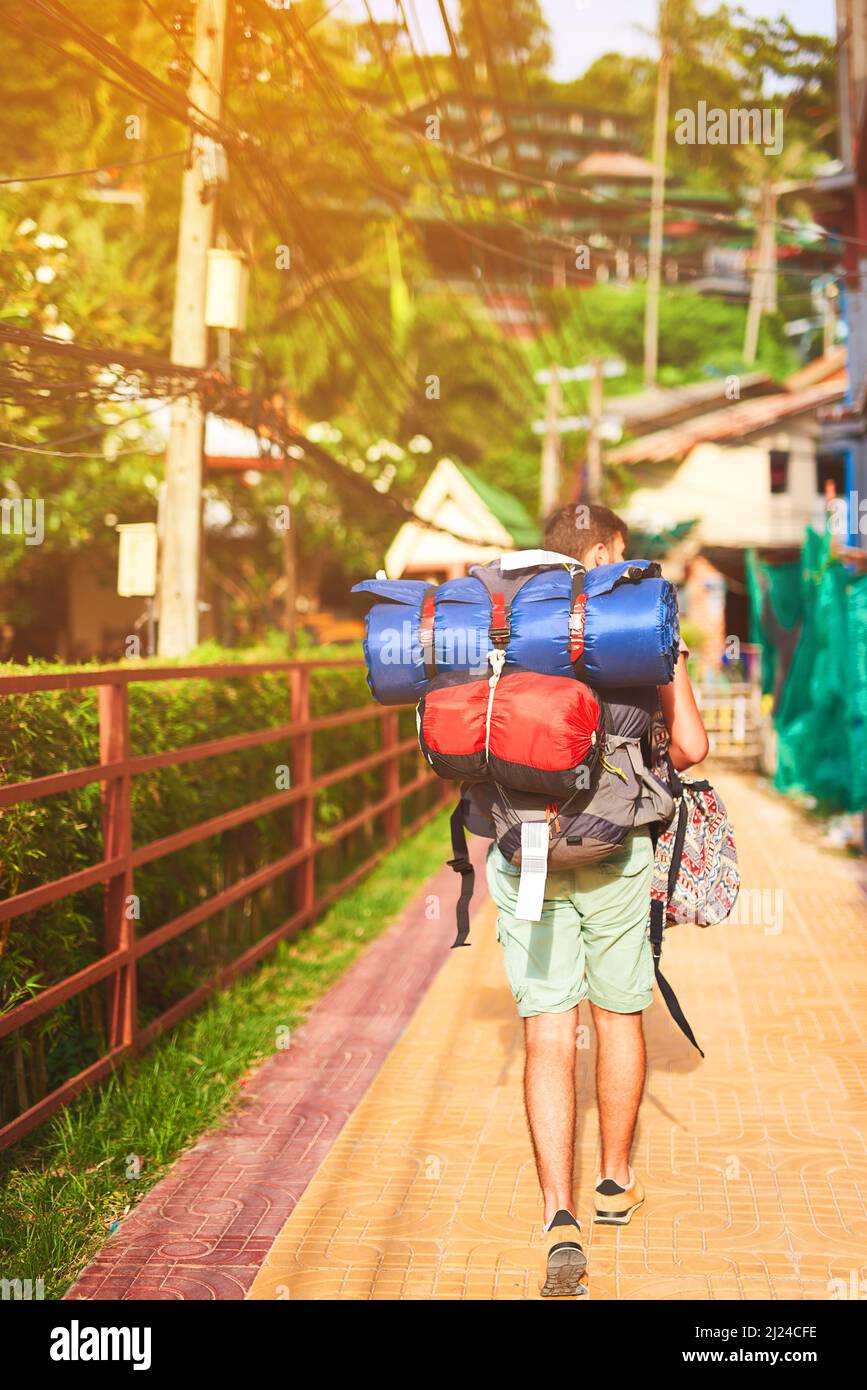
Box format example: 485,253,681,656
249,0,540,412
140,0,222,99
261,1,543,410
0,146,187,187
0,323,504,546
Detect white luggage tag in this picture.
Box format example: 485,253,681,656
499,548,581,572
515,821,549,922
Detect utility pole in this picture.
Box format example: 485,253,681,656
158,0,229,656
277,392,298,651
585,356,605,502
743,180,777,365
823,282,838,354
643,8,671,388
539,366,562,518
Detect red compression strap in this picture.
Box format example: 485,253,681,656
570,593,588,662
419,591,436,678
490,592,508,645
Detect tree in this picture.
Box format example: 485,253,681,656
458,0,552,80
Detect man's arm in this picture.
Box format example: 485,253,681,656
657,654,709,770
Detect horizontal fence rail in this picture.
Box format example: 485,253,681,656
0,659,449,1149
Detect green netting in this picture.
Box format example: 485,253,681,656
745,548,802,697
754,528,867,811
846,571,867,808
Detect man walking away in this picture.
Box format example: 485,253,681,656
484,504,708,1297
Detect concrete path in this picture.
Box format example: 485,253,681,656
70,771,867,1300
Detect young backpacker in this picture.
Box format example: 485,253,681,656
353,503,713,1298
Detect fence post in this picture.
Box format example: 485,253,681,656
98,682,136,1053
291,666,315,918
383,709,401,847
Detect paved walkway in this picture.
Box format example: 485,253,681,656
69,770,867,1300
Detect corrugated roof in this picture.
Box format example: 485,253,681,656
607,377,847,465
609,372,776,433
576,151,656,179
784,346,847,392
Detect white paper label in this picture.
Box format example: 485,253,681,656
515,821,549,922
499,549,581,572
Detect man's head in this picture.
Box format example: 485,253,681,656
543,503,628,568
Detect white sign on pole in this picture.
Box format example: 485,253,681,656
117,522,158,597
534,358,626,385
531,414,624,438
205,248,249,331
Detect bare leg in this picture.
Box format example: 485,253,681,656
523,1007,579,1223
590,1004,645,1186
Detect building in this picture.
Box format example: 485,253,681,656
606,353,848,665
384,456,538,580
809,0,867,552
28,413,287,663
399,91,737,308
398,89,833,326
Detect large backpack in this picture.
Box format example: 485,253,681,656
418,668,604,799
428,663,675,941
646,773,740,1056
352,550,680,703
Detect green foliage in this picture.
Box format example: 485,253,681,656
538,282,796,379
564,4,835,187
0,651,437,1133
458,0,552,77
0,1,837,655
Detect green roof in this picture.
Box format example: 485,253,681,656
455,462,540,549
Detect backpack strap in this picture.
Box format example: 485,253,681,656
649,899,705,1057
419,586,437,683
446,799,475,948
650,790,703,1056
488,591,511,649
666,797,689,900
468,561,545,654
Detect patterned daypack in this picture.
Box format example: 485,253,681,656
647,772,740,1056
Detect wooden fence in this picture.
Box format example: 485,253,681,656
0,659,447,1149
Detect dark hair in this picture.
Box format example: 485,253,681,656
543,503,628,563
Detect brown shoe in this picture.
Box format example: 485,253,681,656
593,1170,645,1225
539,1209,588,1298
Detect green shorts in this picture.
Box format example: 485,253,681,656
485,828,655,1018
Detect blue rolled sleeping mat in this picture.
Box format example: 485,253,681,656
351,556,680,705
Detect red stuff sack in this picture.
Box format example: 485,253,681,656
417,670,603,798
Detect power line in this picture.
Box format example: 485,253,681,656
272,3,544,409
140,0,222,98
8,0,427,420
350,1,552,405
0,324,506,547
386,1,589,386
0,146,187,187
252,0,541,413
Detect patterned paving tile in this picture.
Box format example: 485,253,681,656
247,770,867,1301
65,841,487,1300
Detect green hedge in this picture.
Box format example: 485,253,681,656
0,651,435,1134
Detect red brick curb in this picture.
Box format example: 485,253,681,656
65,837,489,1300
